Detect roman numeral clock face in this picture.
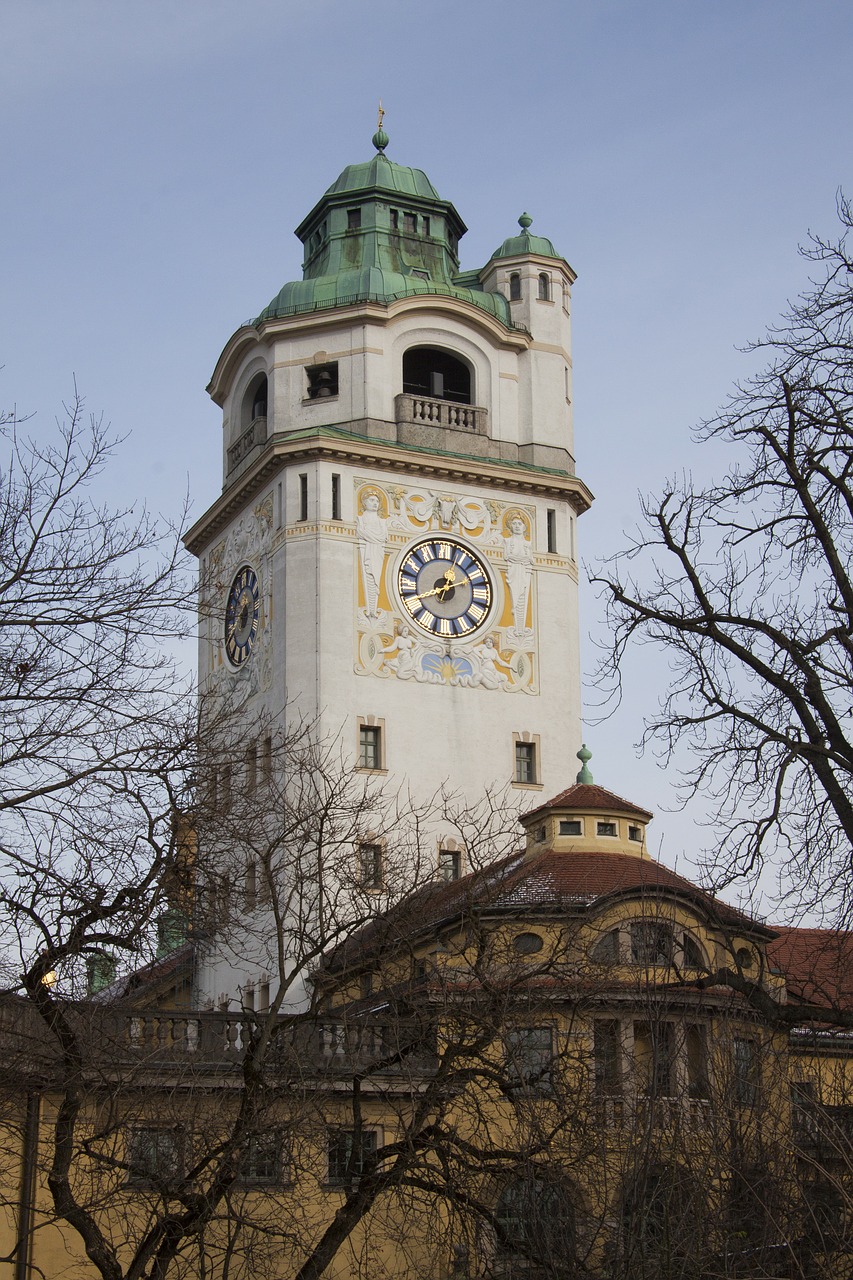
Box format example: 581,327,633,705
397,538,493,638
224,565,260,666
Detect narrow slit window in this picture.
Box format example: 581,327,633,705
331,473,341,520
299,474,308,522
547,509,557,553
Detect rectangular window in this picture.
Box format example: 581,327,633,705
594,1020,622,1096
438,848,462,882
240,1131,282,1185
514,741,536,785
687,1026,709,1099
423,215,431,236
359,843,383,890
546,508,557,554
596,820,617,837
299,473,308,521
628,824,643,842
390,208,399,230
261,735,272,785
258,981,270,1013
244,860,257,912
244,742,257,794
506,1026,553,1094
358,724,382,770
306,361,339,399
331,473,341,520
347,208,361,231
403,212,417,234
559,819,582,836
634,1021,675,1097
733,1037,758,1105
127,1128,182,1185
327,1128,377,1185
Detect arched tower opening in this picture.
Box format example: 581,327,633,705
402,346,472,405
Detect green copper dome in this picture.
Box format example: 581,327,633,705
491,213,562,261
253,133,518,330
323,150,441,202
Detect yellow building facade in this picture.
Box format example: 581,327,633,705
1,778,851,1279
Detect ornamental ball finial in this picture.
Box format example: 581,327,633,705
373,99,388,153
576,743,593,784
518,212,533,230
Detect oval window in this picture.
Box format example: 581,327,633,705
512,932,544,955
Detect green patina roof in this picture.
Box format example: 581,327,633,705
492,212,562,261
323,151,441,202
254,130,519,329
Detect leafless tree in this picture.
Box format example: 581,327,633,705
592,195,853,920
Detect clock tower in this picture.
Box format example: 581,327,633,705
185,127,592,1003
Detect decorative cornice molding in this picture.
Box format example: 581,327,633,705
185,430,594,555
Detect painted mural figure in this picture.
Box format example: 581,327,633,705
356,493,388,619
503,516,533,633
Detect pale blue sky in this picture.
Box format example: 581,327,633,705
3,0,851,908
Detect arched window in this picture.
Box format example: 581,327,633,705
537,273,550,301
402,347,472,405
621,1167,705,1273
509,272,521,301
241,373,268,429
494,1175,576,1275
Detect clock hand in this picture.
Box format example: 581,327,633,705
409,569,455,603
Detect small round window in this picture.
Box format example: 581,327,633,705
512,932,544,955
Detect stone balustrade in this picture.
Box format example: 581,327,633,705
395,394,486,435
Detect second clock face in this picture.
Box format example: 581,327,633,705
224,565,260,666
397,538,493,638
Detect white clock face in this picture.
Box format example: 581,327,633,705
396,537,493,638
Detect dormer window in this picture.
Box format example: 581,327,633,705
559,819,582,836
597,821,617,837
628,824,643,843
538,272,551,301
509,272,521,301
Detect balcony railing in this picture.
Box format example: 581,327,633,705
395,394,486,435
792,1102,853,1156
597,1094,712,1132
0,1000,437,1079
227,416,266,471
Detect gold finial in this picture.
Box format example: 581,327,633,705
377,100,385,131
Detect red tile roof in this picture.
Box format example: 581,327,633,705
325,845,763,972
524,782,654,823
767,928,853,1012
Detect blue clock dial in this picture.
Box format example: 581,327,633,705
224,565,260,666
397,538,493,638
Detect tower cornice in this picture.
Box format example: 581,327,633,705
184,427,594,555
